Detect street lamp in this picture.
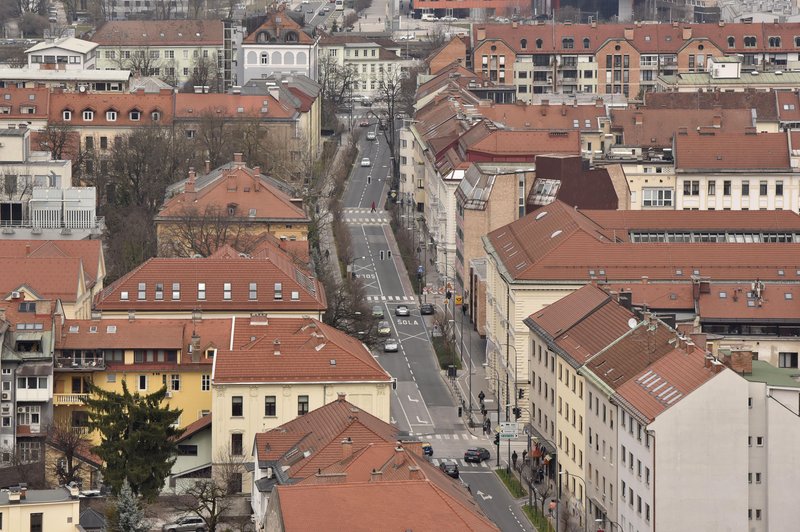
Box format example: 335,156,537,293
595,516,622,531
348,256,365,279
559,471,590,532
481,363,502,468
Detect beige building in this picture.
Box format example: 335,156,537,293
0,486,81,532
211,316,392,493
318,35,411,97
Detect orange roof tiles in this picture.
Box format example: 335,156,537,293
611,108,753,148
176,413,211,442
0,258,84,302
243,10,315,45
214,318,390,384
0,86,49,119
49,90,174,127
91,19,224,46
0,240,103,287
480,101,606,131
57,319,184,350
776,91,800,122
467,130,581,160
173,93,295,120
273,481,499,531
95,255,324,312
674,130,790,171
643,91,779,122
698,283,800,321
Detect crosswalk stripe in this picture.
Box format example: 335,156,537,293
434,434,441,440
431,458,440,466
461,434,468,440
459,459,469,467
471,435,478,440
380,296,386,301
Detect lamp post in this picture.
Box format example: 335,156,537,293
559,471,590,532
348,256,365,279
595,516,622,531
481,363,502,468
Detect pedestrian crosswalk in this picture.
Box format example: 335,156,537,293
343,208,390,226
345,217,390,225
420,433,479,441
366,295,416,302
431,457,491,469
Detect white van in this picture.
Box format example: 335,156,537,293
421,13,438,21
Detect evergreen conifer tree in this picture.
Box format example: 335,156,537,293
116,478,150,532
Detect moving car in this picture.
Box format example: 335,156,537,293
421,13,438,21
420,303,434,315
359,120,369,127
439,462,459,479
464,447,491,463
422,442,433,456
395,305,410,316
322,6,330,12
360,157,371,167
440,15,457,22
372,305,384,318
366,131,376,140
383,338,399,352
377,320,391,335
162,515,207,532
361,98,373,107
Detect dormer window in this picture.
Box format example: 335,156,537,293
223,283,232,300
155,283,164,300
768,36,781,48
82,110,94,121
172,282,180,300
151,111,161,121
106,110,117,121
120,291,129,300
62,110,72,121
583,38,590,49
744,36,757,48
274,282,283,300
130,110,141,121
137,282,146,300
249,282,257,300
520,39,527,49
728,36,735,48
536,39,543,49
227,203,237,216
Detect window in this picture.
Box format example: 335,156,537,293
742,181,750,195
137,282,146,300
683,180,700,196
642,188,673,207
249,282,257,300
779,352,798,368
82,110,94,121
274,282,283,300
756,509,762,520
231,433,243,455
759,180,768,196
265,396,276,416
151,111,161,121
755,472,762,483
30,512,43,532
130,110,141,121
155,283,164,300
178,444,198,456
172,282,181,300
756,436,764,446
16,405,41,426
138,375,147,391
100,136,108,150
85,136,94,150
645,467,650,484
232,396,243,417
723,180,731,195
776,181,784,196
646,503,651,522
223,282,232,300
106,110,117,121
198,282,206,300
170,374,180,391
298,395,309,415
201,374,210,391
707,181,715,195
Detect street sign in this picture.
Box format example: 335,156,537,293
417,265,424,274
499,421,519,440
455,295,463,305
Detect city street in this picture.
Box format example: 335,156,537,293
339,123,534,531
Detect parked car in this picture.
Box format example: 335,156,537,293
162,515,207,532
383,338,399,352
422,442,433,456
377,320,391,335
361,98,373,107
395,305,409,316
420,303,434,315
439,462,459,478
372,305,384,318
366,131,376,140
464,447,491,463
360,157,371,167
359,119,369,127
440,15,457,22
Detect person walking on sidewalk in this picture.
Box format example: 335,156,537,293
371,201,376,212
512,450,518,470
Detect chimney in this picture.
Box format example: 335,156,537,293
686,341,695,354
682,27,693,40
186,167,196,193
205,160,211,173
25,243,30,256
477,28,486,41
408,466,424,480
641,275,649,284
595,97,604,108
591,20,597,28
393,446,405,467
704,355,713,369
253,165,260,177
712,115,722,128
512,21,518,29
268,85,280,102
540,100,549,115
689,332,707,348
370,468,383,482
677,336,687,351
341,437,353,458
273,339,281,355
233,152,244,166
634,112,643,125
20,485,27,500
624,28,634,40
745,127,757,135
724,350,754,374
337,392,347,402
560,102,567,116
8,489,20,504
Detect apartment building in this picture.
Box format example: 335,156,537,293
318,35,408,97
25,37,98,71
0,86,50,130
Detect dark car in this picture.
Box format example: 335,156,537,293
420,303,434,315
464,447,491,463
422,442,433,456
439,462,459,479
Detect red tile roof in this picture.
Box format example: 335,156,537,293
615,345,719,423
57,319,184,350
674,131,790,171
480,101,606,131
254,395,400,479
176,413,211,442
643,91,779,122
0,240,103,288
487,200,800,283
467,130,581,160
214,318,389,384
0,258,85,302
95,255,324,312
0,86,49,119
610,108,754,148
583,208,800,233
49,90,174,127
526,284,611,338
92,19,224,46
273,480,499,531
776,91,800,122
173,93,295,120
243,9,315,45
698,283,800,321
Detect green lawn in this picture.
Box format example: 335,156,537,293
522,505,555,532
495,468,527,498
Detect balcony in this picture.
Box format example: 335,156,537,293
54,393,89,406
71,426,90,436
54,357,105,371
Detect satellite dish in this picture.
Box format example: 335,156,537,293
627,318,637,329
78,86,86,93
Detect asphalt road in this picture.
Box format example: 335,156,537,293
339,126,532,530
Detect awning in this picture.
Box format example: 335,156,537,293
17,363,52,376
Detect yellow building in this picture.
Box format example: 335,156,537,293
52,317,232,439
0,486,81,532
212,316,392,494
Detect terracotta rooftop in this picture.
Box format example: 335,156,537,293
95,255,324,312
243,10,315,45
610,108,754,148
674,130,790,171
57,319,184,350
173,93,295,120
92,19,225,46
642,91,779,122
480,101,606,130
272,480,499,531
254,395,400,480
698,283,800,321
614,343,719,423
49,90,174,127
0,86,50,119
213,318,390,384
0,258,85,303
0,240,103,288
776,91,800,122
467,130,581,159
176,413,211,442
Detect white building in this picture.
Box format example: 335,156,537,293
25,37,98,70
318,35,410,98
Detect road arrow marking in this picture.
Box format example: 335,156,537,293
476,490,493,501
390,417,396,424
415,416,429,424
408,395,419,402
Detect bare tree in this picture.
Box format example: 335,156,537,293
214,443,246,495
176,480,231,532
371,66,408,187
46,419,91,487
157,204,262,258
185,51,223,94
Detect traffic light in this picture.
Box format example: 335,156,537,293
446,290,452,300
494,433,500,446
518,389,524,400
513,407,522,420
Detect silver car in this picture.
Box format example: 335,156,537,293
395,305,410,316
162,515,207,532
383,338,399,352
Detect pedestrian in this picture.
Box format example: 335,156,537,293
485,418,491,434
522,450,528,464
478,390,485,403
371,201,376,212
512,450,518,470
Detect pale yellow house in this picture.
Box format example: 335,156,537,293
212,316,392,494
0,486,81,532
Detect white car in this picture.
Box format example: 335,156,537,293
366,131,376,141
441,16,457,22
383,338,399,352
360,157,371,167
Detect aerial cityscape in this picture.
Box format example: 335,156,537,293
1,0,799,530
